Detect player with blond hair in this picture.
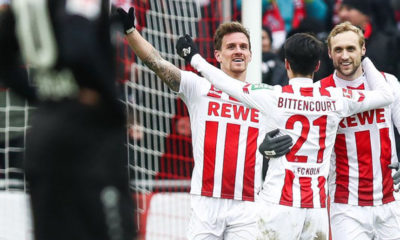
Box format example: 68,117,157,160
316,21,400,240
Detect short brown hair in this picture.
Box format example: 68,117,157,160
326,21,365,49
213,22,251,51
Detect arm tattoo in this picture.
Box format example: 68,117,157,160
143,49,181,92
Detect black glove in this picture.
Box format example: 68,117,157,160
176,34,198,63
259,129,293,158
389,162,400,191
117,7,136,34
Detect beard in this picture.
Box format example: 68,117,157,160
333,61,361,78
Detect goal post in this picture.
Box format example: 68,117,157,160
242,0,262,83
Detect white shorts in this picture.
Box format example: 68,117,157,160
256,201,329,240
187,195,257,240
330,201,400,240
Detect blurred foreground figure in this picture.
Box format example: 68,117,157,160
0,0,135,239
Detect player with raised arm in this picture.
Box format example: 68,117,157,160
0,0,135,240
117,6,292,240
176,32,393,239
313,21,400,240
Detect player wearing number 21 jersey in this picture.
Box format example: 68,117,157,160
185,33,393,239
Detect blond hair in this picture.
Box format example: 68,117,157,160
326,21,365,49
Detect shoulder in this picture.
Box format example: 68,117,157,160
383,72,399,84
179,70,210,94
316,74,335,88
181,70,207,84
245,83,281,94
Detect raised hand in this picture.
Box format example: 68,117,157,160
117,7,136,34
176,34,199,64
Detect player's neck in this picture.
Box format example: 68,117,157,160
223,70,247,82
289,72,313,80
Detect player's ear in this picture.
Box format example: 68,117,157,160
361,44,366,56
214,50,222,63
284,59,290,71
248,49,252,62
315,60,321,73
327,48,332,59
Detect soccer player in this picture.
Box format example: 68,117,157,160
314,21,400,240
176,32,393,239
0,1,135,240
117,7,292,240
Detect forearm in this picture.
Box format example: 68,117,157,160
358,90,393,112
126,30,181,91
191,54,250,104
389,77,400,132
363,59,394,109
392,104,400,134
191,54,245,91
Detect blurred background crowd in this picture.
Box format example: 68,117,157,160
254,0,400,85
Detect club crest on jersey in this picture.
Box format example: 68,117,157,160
66,0,101,20
342,88,353,99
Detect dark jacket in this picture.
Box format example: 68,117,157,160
364,24,398,77
262,52,289,86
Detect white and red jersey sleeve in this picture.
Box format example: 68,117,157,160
388,73,400,134
318,72,399,206
178,70,263,201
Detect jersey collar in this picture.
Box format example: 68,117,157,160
333,71,365,88
288,77,314,86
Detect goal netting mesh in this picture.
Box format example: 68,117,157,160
0,88,33,240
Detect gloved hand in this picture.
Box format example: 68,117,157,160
389,162,400,191
259,129,293,158
176,34,198,64
116,7,136,34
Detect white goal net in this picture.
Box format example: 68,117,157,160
0,88,33,240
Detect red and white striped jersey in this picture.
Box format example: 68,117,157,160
179,71,263,201
191,55,393,208
317,72,400,206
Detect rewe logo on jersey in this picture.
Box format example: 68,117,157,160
207,101,259,123
339,108,386,128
